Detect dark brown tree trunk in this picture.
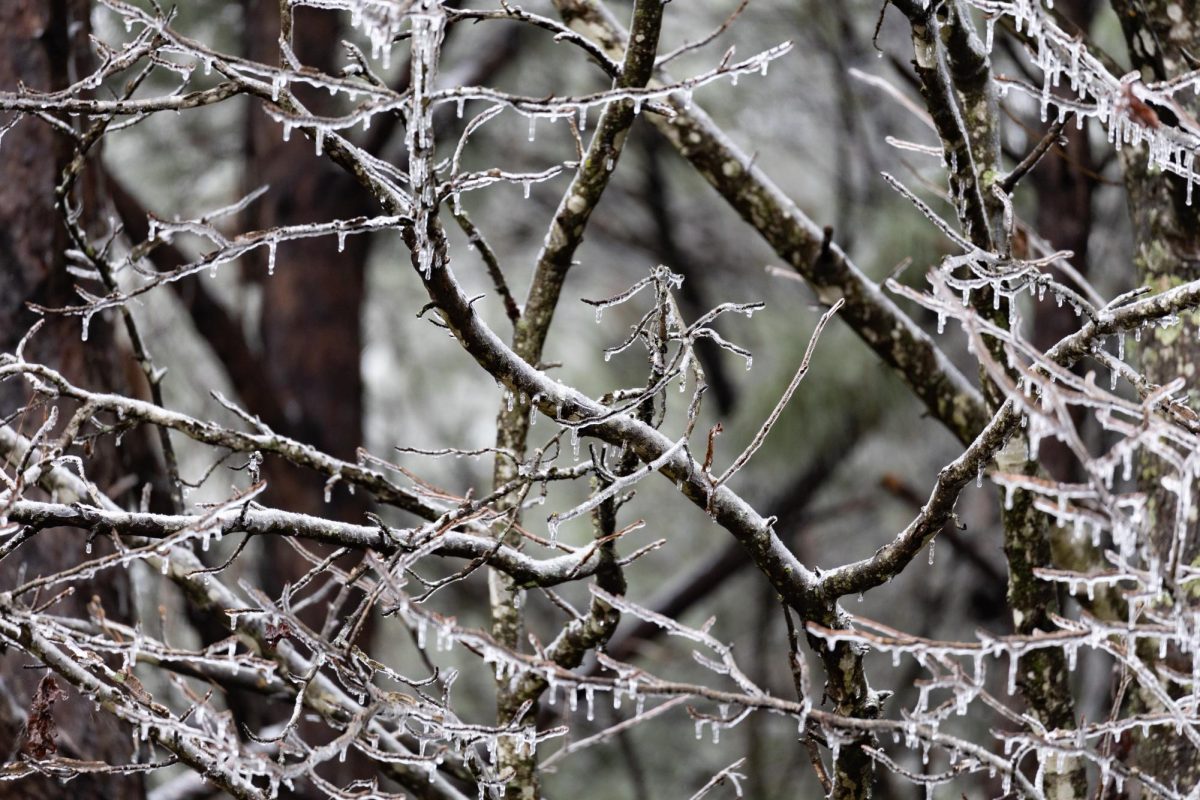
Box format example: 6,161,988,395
0,3,145,798
1029,0,1097,484
235,5,375,794
242,1,371,531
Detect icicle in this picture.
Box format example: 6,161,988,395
267,241,277,276
337,230,346,253
314,128,324,156
528,116,536,142
418,245,433,278
928,539,935,565
522,179,531,199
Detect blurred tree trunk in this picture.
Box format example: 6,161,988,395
0,2,144,798
242,0,371,539
237,4,374,794
1110,0,1200,788
1030,0,1098,483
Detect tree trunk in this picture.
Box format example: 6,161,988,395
0,3,145,798
1110,0,1200,789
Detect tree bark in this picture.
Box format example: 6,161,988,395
1111,0,1200,788
0,3,144,798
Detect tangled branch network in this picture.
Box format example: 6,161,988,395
1,0,1200,797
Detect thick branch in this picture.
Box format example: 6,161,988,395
818,277,1200,599
551,0,989,446
4,500,606,588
